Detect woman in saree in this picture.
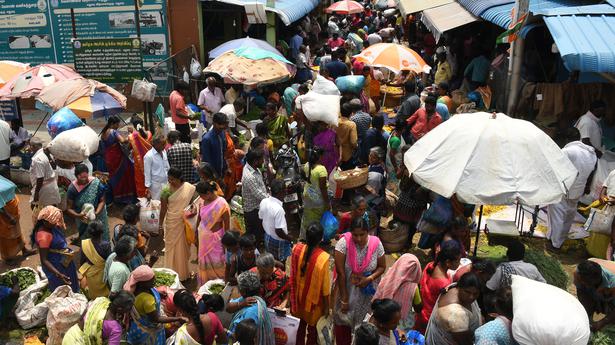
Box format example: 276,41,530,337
416,240,462,333
32,206,79,292
62,291,135,345
425,272,482,345
224,130,240,200
196,181,230,285
263,102,290,151
250,253,289,308
80,221,112,299
334,217,386,345
282,86,299,117
300,147,330,240
474,287,515,345
125,265,187,345
128,116,153,198
159,167,196,282
290,223,331,345
0,181,34,264
198,162,225,197
167,289,228,345
66,163,109,241
368,299,404,345
313,121,339,175
373,254,422,332
227,271,275,345
385,120,407,185
101,115,136,204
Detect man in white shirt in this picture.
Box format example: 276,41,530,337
143,136,170,200
547,128,598,250
219,98,248,136
575,100,606,154
486,240,546,290
197,77,225,127
327,17,340,37
601,169,615,199
29,137,61,219
259,179,293,262
9,119,30,155
0,119,10,166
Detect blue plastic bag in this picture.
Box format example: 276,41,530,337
47,107,84,138
421,195,453,228
320,210,339,242
335,75,365,94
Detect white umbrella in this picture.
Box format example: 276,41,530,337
403,112,579,254
404,112,578,205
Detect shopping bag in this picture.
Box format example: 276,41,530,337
139,198,161,234
320,211,339,242
316,315,333,345
184,218,196,246
268,309,300,345
131,78,157,102
154,103,166,127
190,57,202,78
584,205,614,235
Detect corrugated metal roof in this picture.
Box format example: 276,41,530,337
457,0,513,16
533,4,615,16
205,0,319,25
544,15,615,72
421,2,479,42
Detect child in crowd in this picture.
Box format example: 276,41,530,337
228,234,259,285
113,204,149,257
365,146,387,233
222,231,241,283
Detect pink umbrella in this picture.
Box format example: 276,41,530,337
0,64,81,100
326,0,365,14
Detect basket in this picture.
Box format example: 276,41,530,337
380,222,409,253
334,167,368,190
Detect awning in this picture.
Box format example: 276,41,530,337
421,2,479,42
204,0,319,25
397,0,453,17
544,15,615,72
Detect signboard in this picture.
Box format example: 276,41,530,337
0,100,19,120
0,0,55,65
73,38,143,83
0,0,170,92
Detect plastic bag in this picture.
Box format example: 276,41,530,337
584,205,615,235
296,92,340,127
312,75,340,96
190,57,202,78
320,211,339,242
153,268,185,292
46,107,84,139
131,78,157,102
511,275,590,345
421,196,453,228
139,198,161,234
46,285,88,345
268,308,300,345
335,75,365,94
15,278,48,329
182,69,189,84
197,280,234,328
47,126,99,163
155,103,165,127
316,316,333,345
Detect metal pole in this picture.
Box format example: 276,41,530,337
70,9,77,39
473,205,484,257
133,0,154,132
505,0,529,115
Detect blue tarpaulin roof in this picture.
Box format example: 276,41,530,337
544,15,615,72
205,0,319,25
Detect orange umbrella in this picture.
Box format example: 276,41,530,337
326,0,364,14
0,61,29,88
354,43,431,74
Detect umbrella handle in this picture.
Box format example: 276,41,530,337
472,205,484,257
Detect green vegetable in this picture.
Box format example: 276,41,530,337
209,283,224,295
35,288,51,305
524,247,569,290
154,271,176,287
0,269,36,290
591,324,615,345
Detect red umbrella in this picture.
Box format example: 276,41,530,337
0,64,81,100
326,0,365,14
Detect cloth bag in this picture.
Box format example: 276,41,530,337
131,78,157,102
46,285,88,345
584,205,614,235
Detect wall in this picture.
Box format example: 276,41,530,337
168,0,202,59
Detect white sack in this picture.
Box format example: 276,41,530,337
312,75,340,96
46,285,88,345
296,91,340,127
48,126,99,162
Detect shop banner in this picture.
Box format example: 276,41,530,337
73,38,143,83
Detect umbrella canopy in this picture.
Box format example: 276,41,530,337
0,176,16,209
209,37,283,59
374,0,396,9
0,61,29,88
204,47,295,86
354,43,431,74
35,78,126,113
326,0,364,14
66,90,124,118
403,112,579,206
0,64,81,100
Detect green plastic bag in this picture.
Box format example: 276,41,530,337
154,103,165,127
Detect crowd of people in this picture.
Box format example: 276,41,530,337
1,1,615,344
